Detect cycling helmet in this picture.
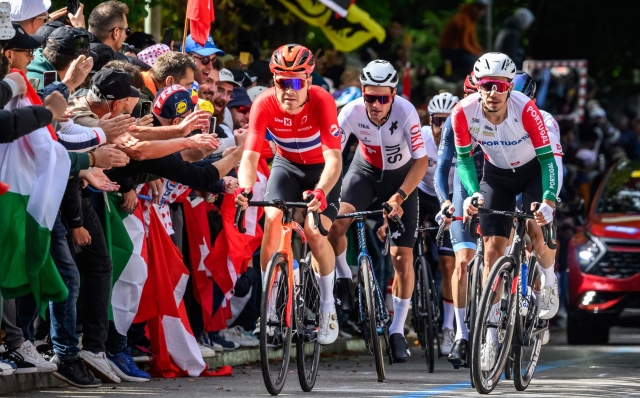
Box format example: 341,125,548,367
464,72,477,94
428,92,459,114
474,52,516,80
360,60,399,88
269,44,315,75
512,70,537,99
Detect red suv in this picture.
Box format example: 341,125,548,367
567,160,640,344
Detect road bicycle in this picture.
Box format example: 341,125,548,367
469,200,556,394
335,203,403,382
235,198,327,395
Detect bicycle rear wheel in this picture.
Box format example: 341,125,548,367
260,252,293,396
514,261,543,391
295,252,321,392
361,256,385,382
471,256,517,394
412,256,436,373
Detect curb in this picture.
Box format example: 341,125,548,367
0,373,63,395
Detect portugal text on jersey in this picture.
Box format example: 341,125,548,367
339,96,427,170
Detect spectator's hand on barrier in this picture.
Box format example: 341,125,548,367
233,127,247,148
120,189,138,213
79,167,120,192
100,113,136,143
68,3,86,28
3,72,27,96
62,55,93,91
43,91,68,121
92,144,129,169
136,114,154,127
71,226,91,246
150,179,163,205
223,176,239,194
186,134,220,150
179,110,210,136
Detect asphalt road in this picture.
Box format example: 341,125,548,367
10,327,640,398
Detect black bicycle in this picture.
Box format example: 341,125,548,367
469,201,556,394
336,203,403,382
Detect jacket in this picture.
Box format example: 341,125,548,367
26,49,57,90
494,16,525,68
67,96,100,128
439,4,483,56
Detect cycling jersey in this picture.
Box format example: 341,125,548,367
453,91,559,203
339,96,427,170
418,126,454,197
246,86,341,165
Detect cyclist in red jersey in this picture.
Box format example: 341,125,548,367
235,44,343,345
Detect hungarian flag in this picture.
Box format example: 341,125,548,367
102,193,148,336
187,0,215,46
0,70,69,315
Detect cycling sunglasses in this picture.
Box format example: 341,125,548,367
235,105,251,114
477,80,511,94
431,116,447,127
363,94,393,104
274,77,308,91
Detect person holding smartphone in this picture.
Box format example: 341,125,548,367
2,22,41,74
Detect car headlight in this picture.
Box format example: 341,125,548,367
576,233,606,272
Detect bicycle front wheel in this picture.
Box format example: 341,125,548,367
361,256,385,382
260,252,293,396
412,256,435,373
295,252,321,392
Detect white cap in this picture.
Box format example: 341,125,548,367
0,2,16,40
218,68,241,87
514,8,535,29
247,86,268,102
10,0,50,22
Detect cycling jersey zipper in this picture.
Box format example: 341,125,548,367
495,124,515,173
377,124,385,182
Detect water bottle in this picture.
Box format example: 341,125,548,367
519,262,530,316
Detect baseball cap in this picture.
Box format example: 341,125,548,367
9,0,50,22
137,43,171,67
219,68,240,87
46,26,89,56
247,86,268,102
230,69,257,88
153,84,196,119
4,23,42,50
227,87,252,108
91,68,140,100
181,34,225,57
34,20,65,43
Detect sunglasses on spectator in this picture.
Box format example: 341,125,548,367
431,116,447,127
109,26,132,36
9,49,35,56
363,94,393,104
192,55,216,65
234,106,251,114
274,77,308,91
477,80,511,94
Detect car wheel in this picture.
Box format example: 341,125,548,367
567,311,609,345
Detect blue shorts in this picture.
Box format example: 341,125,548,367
450,168,477,253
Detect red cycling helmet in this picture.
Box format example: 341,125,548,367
269,44,315,75
464,71,478,94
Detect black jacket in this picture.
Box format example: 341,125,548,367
0,81,53,143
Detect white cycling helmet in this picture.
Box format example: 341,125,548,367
360,60,399,88
474,52,517,80
428,92,459,114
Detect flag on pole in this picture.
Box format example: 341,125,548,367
0,70,69,315
187,0,215,46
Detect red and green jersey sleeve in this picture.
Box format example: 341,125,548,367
452,104,481,196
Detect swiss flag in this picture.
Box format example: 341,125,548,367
187,0,215,46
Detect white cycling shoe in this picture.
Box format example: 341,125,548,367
317,309,339,345
540,278,560,320
480,339,497,371
542,330,550,345
440,328,455,356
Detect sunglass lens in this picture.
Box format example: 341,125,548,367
479,81,509,93
364,95,391,104
276,78,305,91
432,116,447,126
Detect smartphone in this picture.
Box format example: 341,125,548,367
28,78,40,90
140,101,152,116
162,28,174,46
120,43,131,55
43,71,57,87
209,116,217,135
67,0,79,15
74,34,90,57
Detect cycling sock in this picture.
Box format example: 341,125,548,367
318,270,336,313
261,270,266,287
442,299,455,330
454,307,469,340
335,250,352,280
541,262,556,286
389,296,410,336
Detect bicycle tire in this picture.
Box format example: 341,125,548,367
504,348,513,380
260,252,293,396
425,259,441,361
514,260,543,391
296,252,321,392
466,255,483,387
412,256,435,373
361,256,385,382
471,256,517,394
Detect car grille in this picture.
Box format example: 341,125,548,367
589,238,640,278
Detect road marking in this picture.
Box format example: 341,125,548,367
393,347,640,397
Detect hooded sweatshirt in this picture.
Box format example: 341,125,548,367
26,48,56,90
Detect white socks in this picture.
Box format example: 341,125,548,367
389,296,411,336
442,299,455,330
318,270,336,313
454,307,469,340
541,261,557,286
335,251,352,280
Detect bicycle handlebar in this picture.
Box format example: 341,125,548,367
382,202,405,233
234,197,328,236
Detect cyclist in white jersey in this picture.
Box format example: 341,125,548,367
453,53,560,371
328,60,429,362
417,93,458,355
